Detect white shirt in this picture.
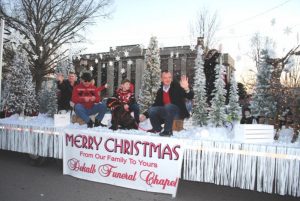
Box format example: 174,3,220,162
163,85,170,92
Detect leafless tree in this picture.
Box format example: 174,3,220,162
0,0,113,92
249,32,262,70
240,72,256,93
281,58,300,88
190,7,219,52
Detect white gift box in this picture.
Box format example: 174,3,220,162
54,113,70,127
239,124,275,143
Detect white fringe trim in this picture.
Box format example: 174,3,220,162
1,123,299,196
0,124,63,159
183,140,300,197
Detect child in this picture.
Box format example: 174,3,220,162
115,79,140,123
240,108,255,124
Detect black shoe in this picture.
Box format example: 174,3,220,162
147,129,160,133
87,119,94,128
159,130,173,137
94,119,107,127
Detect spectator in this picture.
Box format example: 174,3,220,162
240,108,255,124
56,72,78,111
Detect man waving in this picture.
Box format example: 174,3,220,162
140,70,194,136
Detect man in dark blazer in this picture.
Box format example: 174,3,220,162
140,70,194,136
56,71,78,111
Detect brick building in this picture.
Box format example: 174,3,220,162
73,39,235,98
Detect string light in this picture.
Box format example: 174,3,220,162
127,60,133,65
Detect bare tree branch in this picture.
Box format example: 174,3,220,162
0,0,113,92
190,7,220,52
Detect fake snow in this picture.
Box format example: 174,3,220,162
0,114,299,146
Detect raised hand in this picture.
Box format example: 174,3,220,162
124,104,129,111
139,114,146,122
180,75,189,91
84,97,90,102
90,96,96,102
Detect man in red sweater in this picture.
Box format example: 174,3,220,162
72,72,107,128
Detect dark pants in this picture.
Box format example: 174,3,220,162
148,104,180,132
129,103,140,123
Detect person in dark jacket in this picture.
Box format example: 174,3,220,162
240,108,254,124
140,70,194,136
56,72,78,111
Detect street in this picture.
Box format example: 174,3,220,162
0,150,298,201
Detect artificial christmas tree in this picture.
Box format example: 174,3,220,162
192,47,208,126
227,72,240,122
38,82,50,114
138,36,161,113
38,81,60,117
251,49,276,120
4,48,39,115
208,55,227,127
46,81,58,117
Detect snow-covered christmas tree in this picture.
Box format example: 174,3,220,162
38,80,58,117
46,81,58,117
251,49,276,119
38,83,50,114
138,36,161,113
192,46,208,126
56,59,75,77
227,72,240,122
208,55,227,127
4,48,39,115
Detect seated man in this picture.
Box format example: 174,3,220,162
56,71,78,112
140,70,194,136
114,79,140,124
72,72,107,128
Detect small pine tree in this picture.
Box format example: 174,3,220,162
38,83,50,114
47,81,58,117
4,48,39,115
138,36,161,113
208,55,227,127
56,59,75,77
228,72,240,122
192,46,208,126
38,81,58,117
251,49,276,118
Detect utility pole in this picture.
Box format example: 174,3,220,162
0,18,4,103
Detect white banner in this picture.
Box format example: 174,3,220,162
63,129,184,197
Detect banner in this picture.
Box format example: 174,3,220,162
63,129,184,197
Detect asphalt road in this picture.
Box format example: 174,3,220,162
0,150,298,201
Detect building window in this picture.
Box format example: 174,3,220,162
113,62,119,91
101,63,107,85
173,58,181,81
186,57,195,85
160,58,168,71
130,60,136,85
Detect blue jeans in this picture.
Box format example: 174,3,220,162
74,103,107,123
129,103,140,123
148,104,180,132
